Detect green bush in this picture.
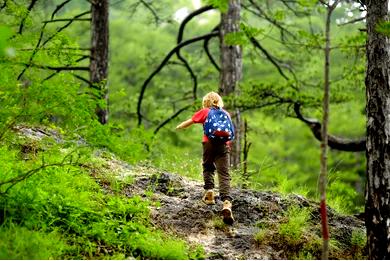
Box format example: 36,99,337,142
351,228,366,248
0,225,68,259
0,136,198,259
279,206,310,244
328,180,364,214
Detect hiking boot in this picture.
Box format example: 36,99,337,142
221,200,234,225
202,189,215,205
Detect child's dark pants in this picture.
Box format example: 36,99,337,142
202,140,232,201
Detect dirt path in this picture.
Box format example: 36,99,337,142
122,169,365,260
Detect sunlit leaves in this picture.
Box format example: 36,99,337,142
205,0,229,13
297,0,319,8
224,22,265,46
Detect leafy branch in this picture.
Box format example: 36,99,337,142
17,10,91,80
0,150,81,196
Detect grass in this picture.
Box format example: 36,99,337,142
0,132,202,260
0,225,68,259
253,228,267,244
278,206,311,245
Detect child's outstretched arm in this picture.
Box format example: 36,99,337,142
176,119,194,129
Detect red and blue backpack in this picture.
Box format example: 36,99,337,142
203,107,235,142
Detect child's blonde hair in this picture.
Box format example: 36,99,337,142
202,91,224,108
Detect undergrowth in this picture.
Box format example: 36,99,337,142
0,130,202,260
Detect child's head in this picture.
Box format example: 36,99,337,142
202,91,224,108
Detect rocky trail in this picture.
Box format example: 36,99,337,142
119,165,366,260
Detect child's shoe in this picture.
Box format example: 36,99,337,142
221,200,234,225
202,189,215,205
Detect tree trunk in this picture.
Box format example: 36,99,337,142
90,0,109,124
319,1,339,258
219,0,242,168
365,0,390,259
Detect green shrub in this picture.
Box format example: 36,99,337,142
129,232,190,260
0,137,196,259
0,225,68,259
351,229,366,248
254,228,267,244
279,206,310,244
328,180,364,214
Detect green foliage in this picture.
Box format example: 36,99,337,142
351,228,366,248
0,1,371,258
376,21,390,36
0,132,197,259
0,225,68,260
297,0,318,7
279,206,310,244
0,26,11,57
206,0,229,13
327,180,363,214
82,123,155,164
253,228,267,244
212,216,228,230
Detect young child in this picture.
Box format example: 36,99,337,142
176,91,234,225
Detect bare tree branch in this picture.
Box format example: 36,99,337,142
18,47,91,51
0,150,78,195
15,0,38,36
243,0,298,42
204,25,220,72
11,61,89,71
17,10,91,80
338,16,366,26
139,0,161,25
41,10,91,47
71,73,92,85
137,31,219,126
51,0,73,19
42,55,90,82
0,0,7,11
177,5,214,43
248,34,290,81
43,18,91,23
154,104,192,134
294,103,365,151
176,5,214,100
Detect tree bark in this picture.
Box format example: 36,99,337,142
90,0,109,124
365,0,390,259
219,0,242,168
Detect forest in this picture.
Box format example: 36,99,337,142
0,0,389,259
